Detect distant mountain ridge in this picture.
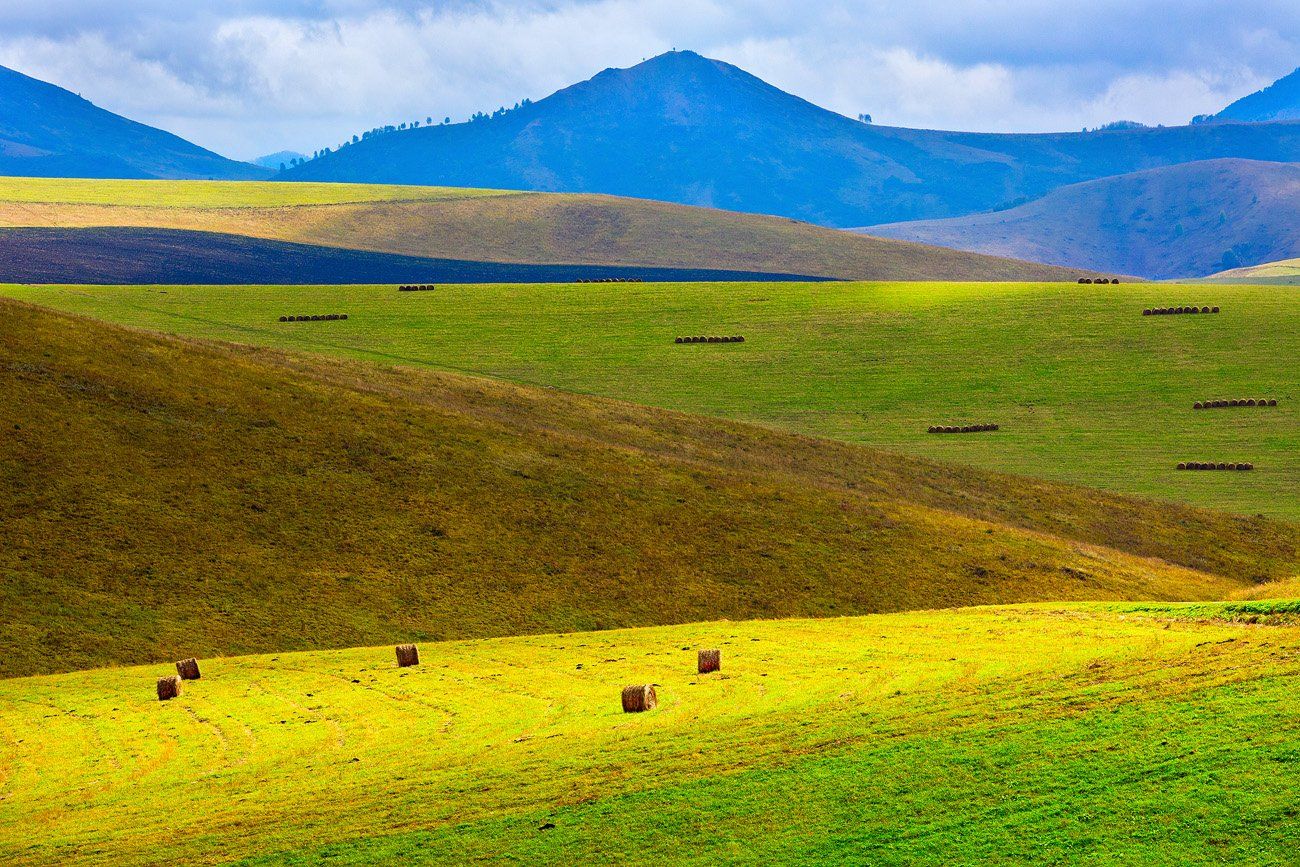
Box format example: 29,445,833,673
0,64,268,180
863,159,1300,279
1213,68,1300,123
280,51,1300,227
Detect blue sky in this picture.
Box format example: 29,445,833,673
1,0,1298,159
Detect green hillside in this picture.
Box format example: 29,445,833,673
5,279,1293,518
0,176,1093,281
1201,256,1300,283
5,299,1294,678
3,602,1299,865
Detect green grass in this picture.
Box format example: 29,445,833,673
0,176,518,208
3,603,1298,865
10,298,1289,679
4,279,1294,518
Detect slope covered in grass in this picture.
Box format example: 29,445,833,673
0,176,1092,281
7,279,1294,518
3,603,1299,865
5,299,1295,677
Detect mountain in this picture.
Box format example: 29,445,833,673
0,176,1099,282
4,297,1287,676
0,64,268,180
252,149,306,169
1213,68,1300,123
863,159,1300,279
279,51,1300,227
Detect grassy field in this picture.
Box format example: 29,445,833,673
0,176,517,207
4,279,1293,518
9,298,1291,678
0,176,1090,281
3,601,1299,865
1203,256,1300,284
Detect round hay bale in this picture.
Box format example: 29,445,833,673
1143,309,1152,316
341,314,348,320
1247,398,1257,407
1245,463,1255,471
395,643,419,667
1217,462,1228,471
698,649,721,674
278,316,287,322
927,426,937,433
157,675,181,701
991,423,1000,431
175,658,201,680
736,336,745,342
1268,399,1278,406
1212,306,1220,313
621,684,657,713
1193,402,1203,410
1111,278,1120,284
1078,278,1089,284
1201,306,1210,313
674,337,683,344
1188,306,1199,314
1177,462,1187,470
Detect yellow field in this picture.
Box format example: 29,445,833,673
2,601,1297,865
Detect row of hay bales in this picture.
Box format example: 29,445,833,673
928,423,999,434
1144,306,1219,316
1195,399,1278,409
398,285,436,292
157,642,722,712
578,277,644,283
1079,278,1121,284
1177,462,1254,471
279,314,349,322
675,335,745,344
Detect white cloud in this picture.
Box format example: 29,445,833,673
0,0,1298,157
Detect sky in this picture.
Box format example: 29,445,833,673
1,0,1298,160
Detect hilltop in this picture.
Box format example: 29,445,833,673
3,603,1300,864
3,298,1291,677
0,65,267,180
1213,67,1300,123
0,177,1094,282
278,50,1300,227
864,159,1300,278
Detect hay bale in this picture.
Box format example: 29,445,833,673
1247,398,1257,407
621,684,657,713
395,643,419,667
928,426,937,433
674,337,683,344
1188,306,1199,314
1078,278,1088,284
698,649,721,674
1212,306,1220,313
1177,462,1187,470
157,675,181,701
1193,402,1203,410
1216,462,1228,471
278,316,287,322
1111,278,1120,284
175,658,201,680
341,314,348,320
1201,306,1210,313
1268,399,1278,406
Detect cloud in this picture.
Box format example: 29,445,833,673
0,0,1297,158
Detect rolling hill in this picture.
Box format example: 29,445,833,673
277,50,1300,227
863,159,1300,278
1213,67,1300,123
1201,256,1300,283
4,298,1294,678
3,602,1300,864
0,227,824,284
7,279,1295,519
0,177,1094,282
0,64,268,180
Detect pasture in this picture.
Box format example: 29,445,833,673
3,279,1294,517
2,603,1298,865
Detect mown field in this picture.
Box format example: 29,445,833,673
3,602,1299,865
0,176,1091,281
4,279,1293,518
10,299,1291,678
